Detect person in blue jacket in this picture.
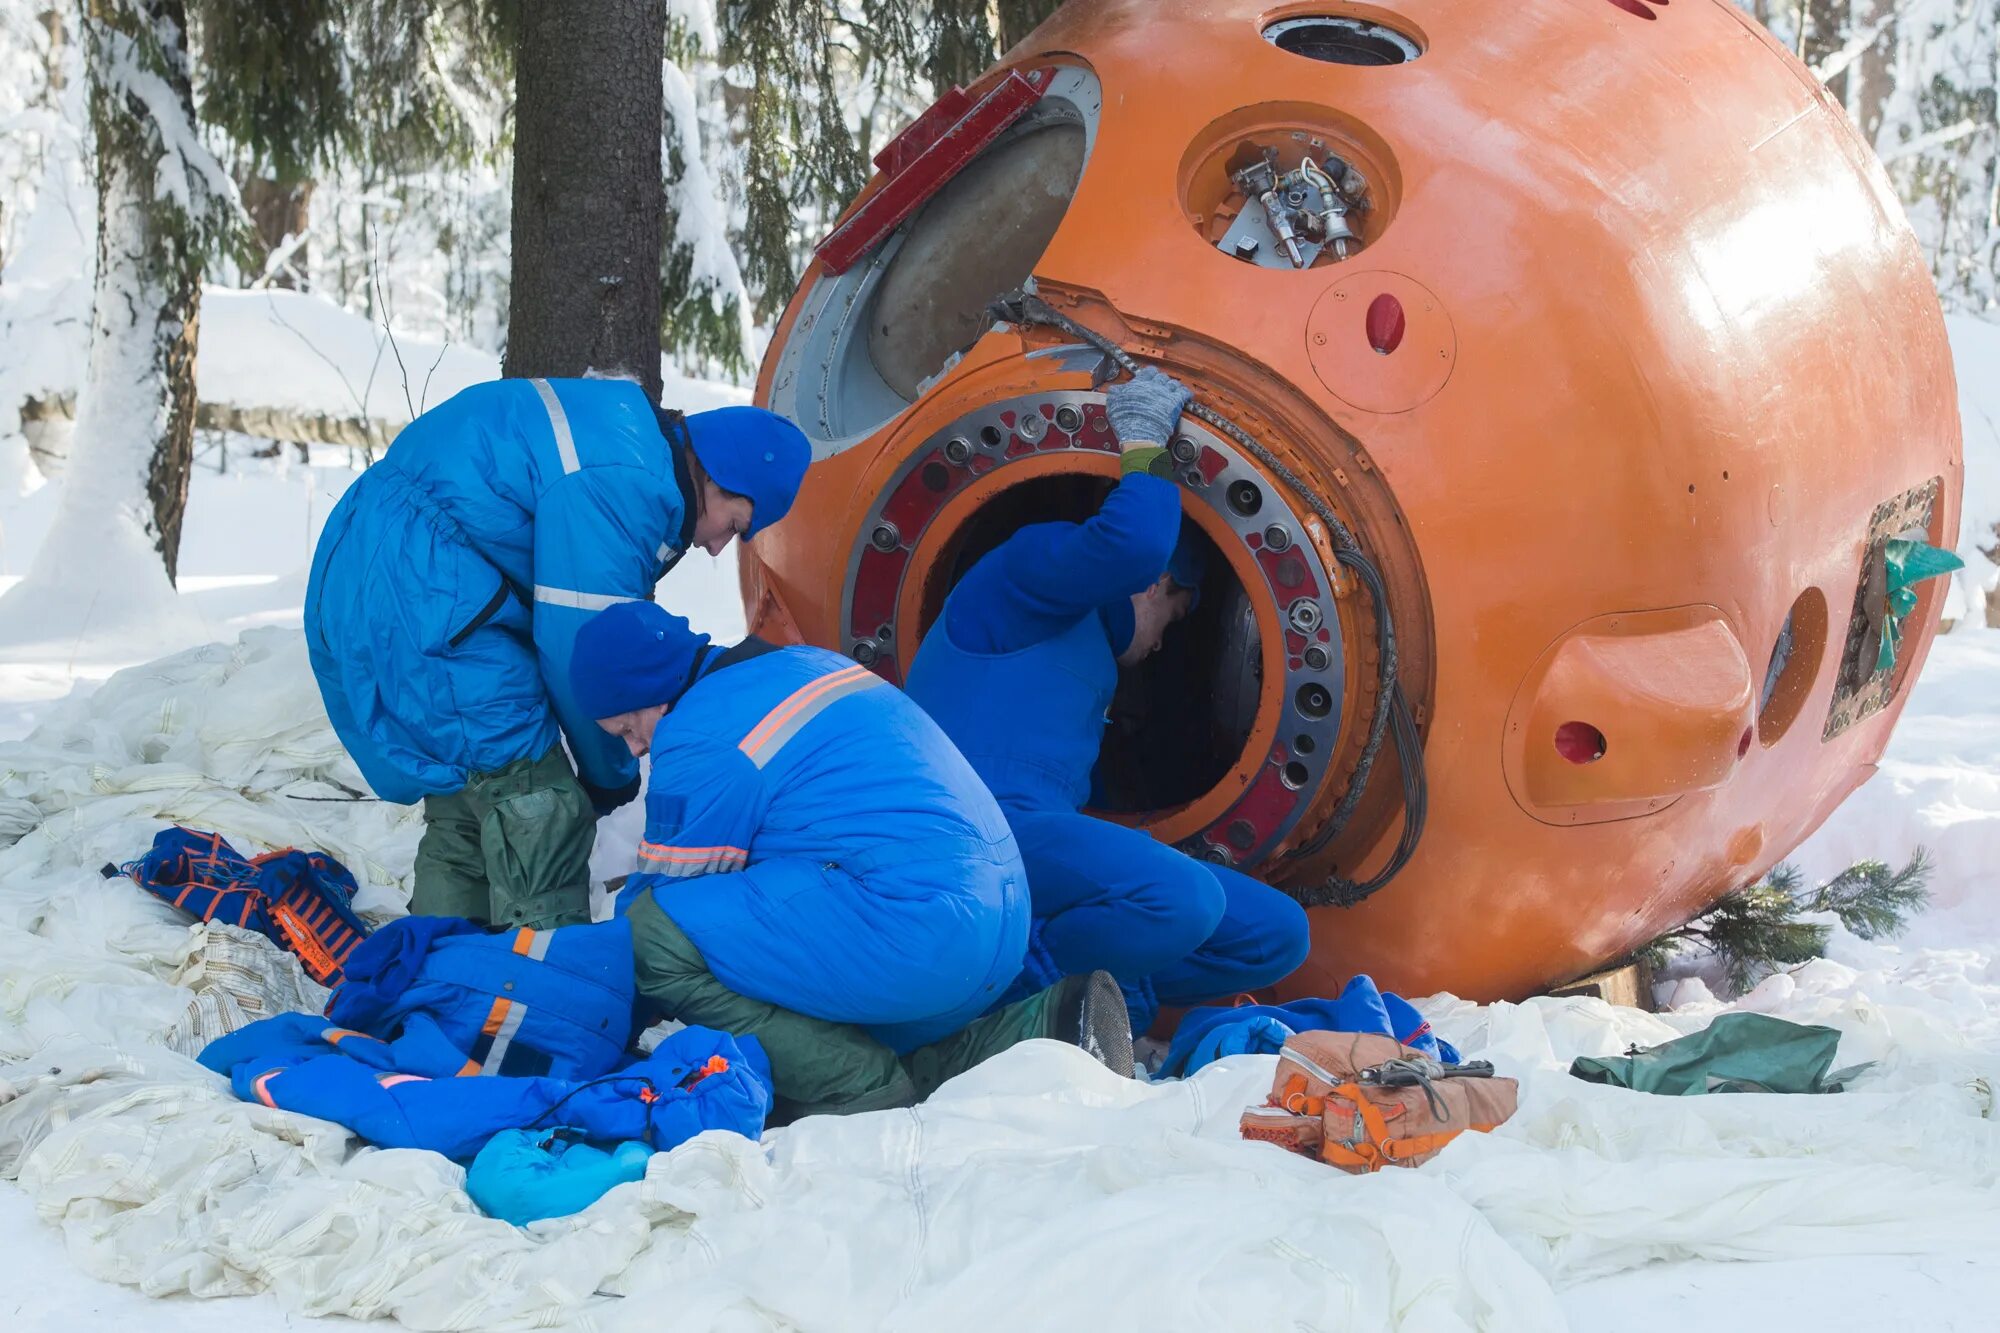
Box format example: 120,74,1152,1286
904,368,1312,1036
569,600,1135,1121
306,377,810,932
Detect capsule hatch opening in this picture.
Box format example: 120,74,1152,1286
924,473,1267,817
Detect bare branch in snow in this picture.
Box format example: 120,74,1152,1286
257,293,375,436
419,339,449,416
1812,3,1906,86
371,223,415,422
250,226,314,291
1882,118,1988,164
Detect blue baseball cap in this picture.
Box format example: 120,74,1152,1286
681,406,811,539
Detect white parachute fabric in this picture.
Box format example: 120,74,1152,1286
164,922,332,1056
0,628,415,1063
3,629,2000,1329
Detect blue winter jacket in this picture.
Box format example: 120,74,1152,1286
905,472,1182,811
305,378,693,805
623,642,1030,1051
200,1011,772,1161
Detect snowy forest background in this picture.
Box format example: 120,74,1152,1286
0,0,1994,653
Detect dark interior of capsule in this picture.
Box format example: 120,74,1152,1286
921,474,1262,814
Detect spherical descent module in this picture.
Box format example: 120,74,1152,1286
744,0,1962,1001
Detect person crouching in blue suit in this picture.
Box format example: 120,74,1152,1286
904,368,1313,1037
306,378,810,931
569,600,1136,1121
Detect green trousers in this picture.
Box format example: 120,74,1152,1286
411,747,594,929
628,890,1062,1123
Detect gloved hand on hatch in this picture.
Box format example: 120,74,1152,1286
1105,366,1193,450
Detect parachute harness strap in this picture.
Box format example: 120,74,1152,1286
986,291,1426,905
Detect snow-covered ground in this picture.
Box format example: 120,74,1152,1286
2,299,1999,1328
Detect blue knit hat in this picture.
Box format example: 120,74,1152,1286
682,406,811,539
570,601,712,719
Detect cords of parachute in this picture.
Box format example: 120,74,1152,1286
986,292,1426,906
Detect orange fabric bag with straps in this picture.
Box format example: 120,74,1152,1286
1239,1030,1518,1173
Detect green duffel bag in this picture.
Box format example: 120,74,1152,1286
1569,1011,1869,1095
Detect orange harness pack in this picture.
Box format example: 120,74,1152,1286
1239,1031,1518,1173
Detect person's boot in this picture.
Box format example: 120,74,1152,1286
1050,969,1136,1078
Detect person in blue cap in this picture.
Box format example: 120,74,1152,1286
569,600,1135,1120
306,377,811,931
905,368,1312,1037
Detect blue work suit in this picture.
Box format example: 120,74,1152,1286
623,643,1030,1052
305,378,693,807
905,470,1311,1031
200,1012,770,1163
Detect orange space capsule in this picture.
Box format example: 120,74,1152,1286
743,0,1963,1001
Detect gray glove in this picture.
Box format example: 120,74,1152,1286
1105,367,1193,448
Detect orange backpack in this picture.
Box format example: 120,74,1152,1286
1239,1031,1518,1173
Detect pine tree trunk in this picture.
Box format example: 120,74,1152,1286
1848,0,1897,143
1805,0,1847,99
504,0,665,402
241,176,314,289
80,0,201,585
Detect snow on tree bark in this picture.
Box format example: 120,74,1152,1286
78,0,208,582
0,0,235,652
504,0,665,402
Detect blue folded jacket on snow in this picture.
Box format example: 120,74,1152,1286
200,1011,772,1162
467,1131,655,1225
1161,974,1460,1078
327,915,637,1080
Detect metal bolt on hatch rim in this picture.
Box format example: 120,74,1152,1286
1170,435,1198,462
943,437,972,465
1264,523,1292,551
1303,643,1332,672
1016,412,1047,443
1053,404,1083,433
1289,598,1324,632
852,640,879,665
870,522,900,552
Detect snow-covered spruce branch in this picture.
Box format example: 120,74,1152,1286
1881,117,1991,164
84,10,240,237
250,225,314,290
1811,2,1911,87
